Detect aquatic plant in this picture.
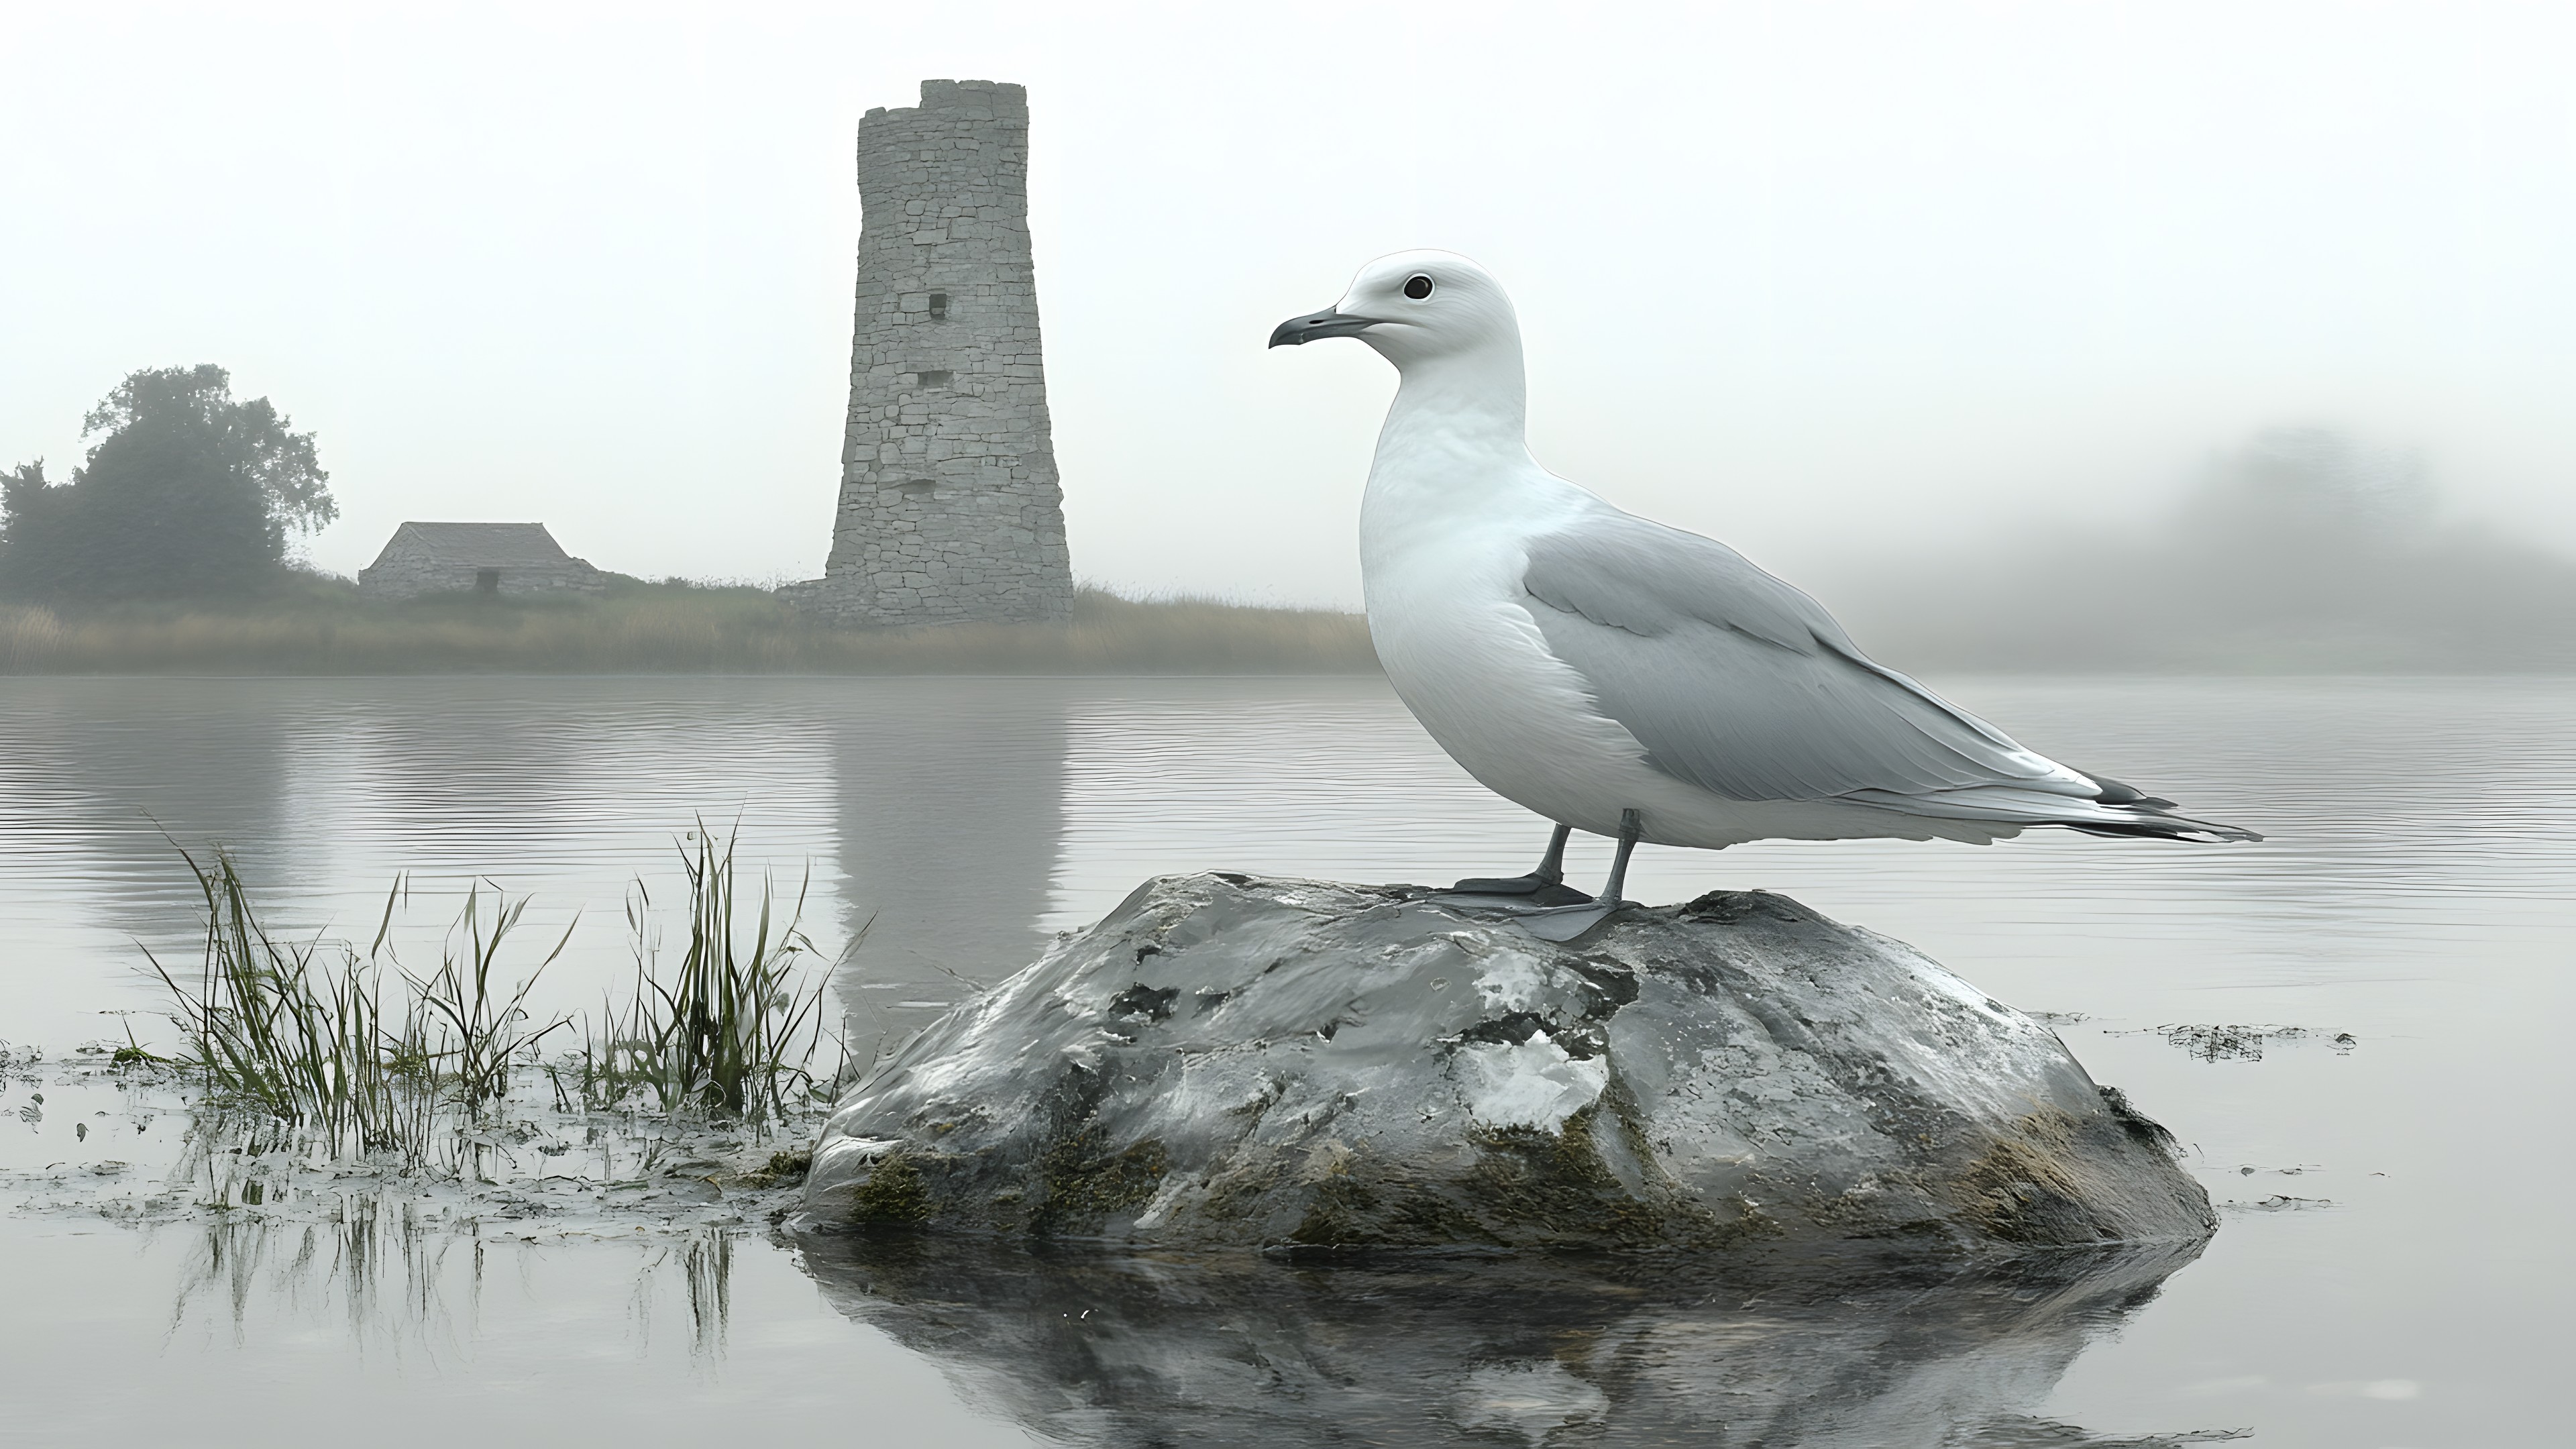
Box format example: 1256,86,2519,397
568,827,841,1125
148,852,573,1167
144,846,435,1161
148,827,843,1176
401,880,574,1108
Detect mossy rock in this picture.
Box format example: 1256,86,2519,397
802,874,2212,1252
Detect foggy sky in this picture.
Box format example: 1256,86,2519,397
6,1,2576,607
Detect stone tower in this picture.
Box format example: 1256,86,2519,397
796,79,1072,627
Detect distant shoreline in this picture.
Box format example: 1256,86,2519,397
0,582,1381,676
5,580,2569,678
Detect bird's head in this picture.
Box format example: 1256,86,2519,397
1268,250,1520,370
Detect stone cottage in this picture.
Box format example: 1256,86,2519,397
356,522,607,600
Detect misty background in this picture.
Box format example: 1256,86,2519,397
7,1,2576,658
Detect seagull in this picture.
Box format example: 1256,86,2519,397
1271,250,2255,937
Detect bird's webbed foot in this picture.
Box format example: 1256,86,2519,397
1442,822,1587,904
1444,873,1595,907
1434,814,1644,941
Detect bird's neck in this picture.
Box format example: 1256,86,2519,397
1379,347,1529,462
1361,343,1585,569
1367,347,1540,502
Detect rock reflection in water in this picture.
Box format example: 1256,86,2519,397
794,1235,2218,1448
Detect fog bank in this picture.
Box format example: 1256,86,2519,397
1821,427,2576,673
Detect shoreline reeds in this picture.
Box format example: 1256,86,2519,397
1,581,1379,676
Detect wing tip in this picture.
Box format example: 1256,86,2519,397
2076,769,2259,843
2067,813,2263,844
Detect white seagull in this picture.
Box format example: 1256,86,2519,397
1271,250,2255,936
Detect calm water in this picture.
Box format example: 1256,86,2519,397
1,674,2569,1446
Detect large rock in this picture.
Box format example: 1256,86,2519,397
803,874,2212,1250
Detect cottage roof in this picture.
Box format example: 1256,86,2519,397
371,522,578,568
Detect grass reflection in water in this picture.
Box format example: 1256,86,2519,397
170,1191,747,1366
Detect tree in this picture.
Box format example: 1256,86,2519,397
2178,425,2433,552
0,365,335,599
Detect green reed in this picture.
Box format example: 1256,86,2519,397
150,851,571,1168
150,828,840,1172
568,827,839,1124
402,881,574,1108
145,845,431,1162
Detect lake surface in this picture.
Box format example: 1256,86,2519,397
1,674,2569,1446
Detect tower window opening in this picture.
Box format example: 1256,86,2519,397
901,479,937,498
915,370,952,388
928,292,949,319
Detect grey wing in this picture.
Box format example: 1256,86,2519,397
1519,513,2080,803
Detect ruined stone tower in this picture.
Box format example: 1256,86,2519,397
794,79,1072,626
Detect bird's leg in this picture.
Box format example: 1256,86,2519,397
1448,823,1589,902
1596,809,1642,907
1515,809,1643,943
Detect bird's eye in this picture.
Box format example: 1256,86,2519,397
1403,274,1434,300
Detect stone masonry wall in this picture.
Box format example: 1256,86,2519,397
356,559,604,601
794,79,1073,627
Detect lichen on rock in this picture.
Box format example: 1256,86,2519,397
800,873,2213,1252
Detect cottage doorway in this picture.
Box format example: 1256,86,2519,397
474,569,500,596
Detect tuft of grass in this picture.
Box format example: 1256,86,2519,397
402,881,574,1109
569,828,840,1124
0,581,1379,675
148,826,847,1176
146,845,442,1164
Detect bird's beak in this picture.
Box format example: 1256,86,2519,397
1268,306,1381,347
